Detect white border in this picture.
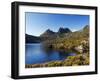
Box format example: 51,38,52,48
19,5,95,76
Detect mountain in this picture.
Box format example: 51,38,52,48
41,29,55,36
26,34,41,43
58,27,71,34
40,29,57,40
26,25,89,43
83,25,89,30
82,25,89,32
64,25,89,39
43,25,89,53
40,28,72,40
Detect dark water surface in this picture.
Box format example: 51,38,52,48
25,43,76,64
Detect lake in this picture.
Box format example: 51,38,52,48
25,43,76,64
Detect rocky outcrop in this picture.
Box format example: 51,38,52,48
58,27,71,34
40,29,56,37
74,45,83,53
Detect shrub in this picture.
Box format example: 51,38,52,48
47,61,62,67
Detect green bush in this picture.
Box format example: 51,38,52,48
63,54,89,66
47,61,62,67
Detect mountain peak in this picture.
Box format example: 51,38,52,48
82,25,89,31
58,27,71,34
40,29,55,37
83,25,89,29
45,29,55,34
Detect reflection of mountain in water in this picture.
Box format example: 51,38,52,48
25,43,76,64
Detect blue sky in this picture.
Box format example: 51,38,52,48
26,12,89,36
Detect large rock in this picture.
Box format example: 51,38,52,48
74,45,83,53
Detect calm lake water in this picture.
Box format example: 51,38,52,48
25,43,76,64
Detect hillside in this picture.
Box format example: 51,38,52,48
26,34,41,43
42,25,89,53
40,29,57,40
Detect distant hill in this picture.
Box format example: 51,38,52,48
26,34,41,43
64,25,89,39
82,25,89,32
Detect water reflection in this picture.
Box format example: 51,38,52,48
25,43,76,64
